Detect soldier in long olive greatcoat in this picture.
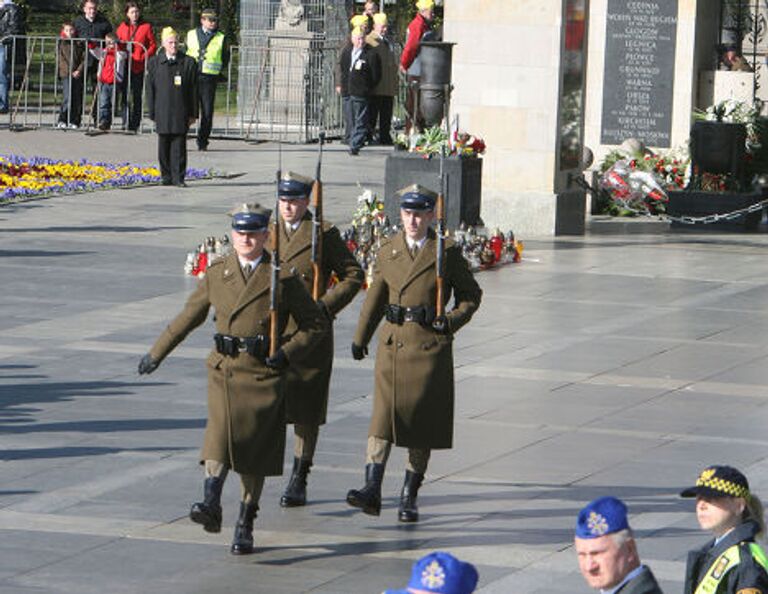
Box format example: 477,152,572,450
272,171,364,508
348,184,482,523
138,203,325,555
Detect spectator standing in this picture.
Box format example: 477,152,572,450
57,21,85,128
400,0,435,134
0,0,24,114
74,0,112,96
95,32,126,130
382,551,479,594
185,8,229,151
146,27,197,187
366,13,397,145
335,13,369,145
680,465,768,594
574,496,664,594
116,1,156,132
339,26,380,156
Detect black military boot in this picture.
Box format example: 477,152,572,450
230,501,258,555
189,476,224,533
397,470,424,523
346,463,385,516
280,457,312,507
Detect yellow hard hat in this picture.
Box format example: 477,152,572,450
161,26,178,41
350,14,367,27
373,12,387,25
415,0,434,10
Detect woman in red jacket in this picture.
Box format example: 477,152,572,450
116,1,156,131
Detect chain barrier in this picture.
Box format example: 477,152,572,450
664,197,768,225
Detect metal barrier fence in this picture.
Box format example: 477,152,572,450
0,34,409,142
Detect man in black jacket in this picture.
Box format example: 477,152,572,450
146,28,198,187
73,0,112,94
0,0,24,113
338,27,380,156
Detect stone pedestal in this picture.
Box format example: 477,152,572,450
384,152,482,229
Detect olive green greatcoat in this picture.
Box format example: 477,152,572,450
149,251,326,476
353,230,482,449
273,212,364,425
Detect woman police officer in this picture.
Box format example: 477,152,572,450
681,465,768,594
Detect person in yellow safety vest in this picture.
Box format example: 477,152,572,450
185,7,229,151
681,465,768,594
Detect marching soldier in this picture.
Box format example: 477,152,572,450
348,184,482,522
273,171,364,507
137,203,326,555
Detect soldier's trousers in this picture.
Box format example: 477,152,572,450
366,436,430,474
204,460,264,504
292,423,319,461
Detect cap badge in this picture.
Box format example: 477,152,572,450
421,560,446,589
587,511,609,536
699,468,716,482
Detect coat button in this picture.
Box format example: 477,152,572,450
396,341,403,348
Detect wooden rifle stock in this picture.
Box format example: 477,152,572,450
311,133,325,301
269,168,281,358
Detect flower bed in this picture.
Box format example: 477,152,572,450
0,154,211,203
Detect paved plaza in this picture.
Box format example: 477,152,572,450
2,130,768,593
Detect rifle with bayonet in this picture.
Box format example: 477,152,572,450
435,143,446,320
269,164,281,358
311,132,325,301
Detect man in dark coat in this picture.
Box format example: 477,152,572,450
272,171,364,508
575,496,664,594
146,27,198,187
348,185,482,522
0,0,24,113
138,203,326,555
73,0,112,94
338,26,380,155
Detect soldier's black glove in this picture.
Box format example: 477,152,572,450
351,343,368,360
138,353,159,375
432,315,451,335
265,348,289,370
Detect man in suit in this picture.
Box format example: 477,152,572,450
348,184,482,522
273,172,364,508
138,203,326,555
146,27,198,187
575,496,664,594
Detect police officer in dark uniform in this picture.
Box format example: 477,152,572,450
137,203,326,555
273,171,364,507
681,465,768,594
348,184,482,522
146,27,197,187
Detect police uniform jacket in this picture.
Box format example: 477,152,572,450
365,32,398,97
148,251,326,476
684,520,768,594
618,566,664,594
146,49,198,135
353,230,482,449
272,213,364,425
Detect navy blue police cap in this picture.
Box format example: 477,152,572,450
278,171,313,199
680,465,750,499
229,203,272,232
396,184,438,211
575,496,630,539
383,551,479,594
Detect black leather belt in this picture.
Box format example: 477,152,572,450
385,304,435,325
214,333,270,359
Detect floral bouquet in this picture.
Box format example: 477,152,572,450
599,159,669,215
